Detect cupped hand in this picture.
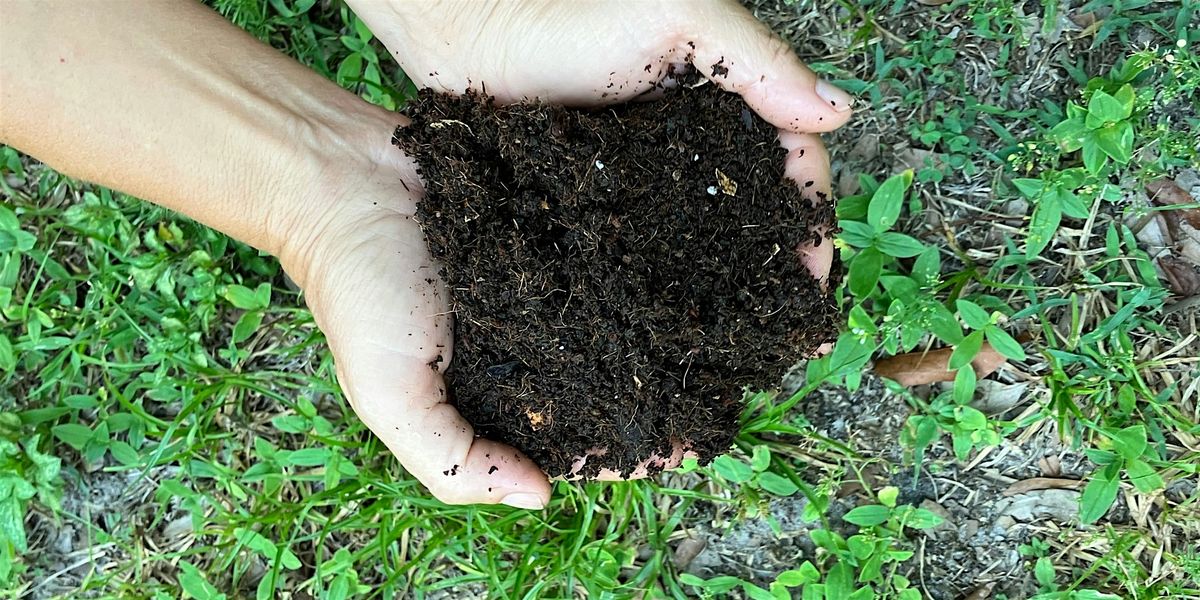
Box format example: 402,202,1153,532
288,116,552,509
321,0,854,493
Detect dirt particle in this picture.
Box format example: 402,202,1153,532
710,57,728,78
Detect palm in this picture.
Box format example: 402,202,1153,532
303,180,551,505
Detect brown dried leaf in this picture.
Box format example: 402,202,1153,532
715,169,737,196
1159,255,1200,297
1069,11,1097,28
1003,477,1086,496
673,537,707,570
962,582,997,600
1147,178,1200,229
874,343,1006,387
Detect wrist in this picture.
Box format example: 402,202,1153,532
270,97,420,290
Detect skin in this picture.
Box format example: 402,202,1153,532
0,0,851,509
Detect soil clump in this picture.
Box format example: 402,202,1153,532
393,80,840,478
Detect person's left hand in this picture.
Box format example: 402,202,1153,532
283,114,554,508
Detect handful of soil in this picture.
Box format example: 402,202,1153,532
392,82,841,478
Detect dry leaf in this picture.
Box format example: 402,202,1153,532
972,380,1029,414
1003,477,1086,496
1159,255,1200,297
1069,11,1097,28
1147,178,1200,229
715,169,737,196
874,343,1006,387
673,537,707,570
1038,455,1062,477
963,582,997,600
894,146,946,174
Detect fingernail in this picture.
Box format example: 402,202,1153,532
816,80,853,112
500,493,546,510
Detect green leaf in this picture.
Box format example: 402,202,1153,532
1079,467,1120,524
1026,197,1062,259
1094,121,1133,164
985,328,1026,360
757,472,799,496
178,561,225,600
953,365,977,405
109,440,141,466
1124,458,1163,493
956,406,988,431
843,504,891,527
51,423,93,450
848,247,884,298
1058,187,1091,220
903,507,944,530
825,561,854,598
847,534,873,559
1082,137,1108,174
839,220,877,249
743,583,777,600
875,232,926,258
1049,118,1088,151
282,447,331,467
232,311,264,344
929,302,964,344
224,284,267,310
271,415,311,434
1013,178,1046,199
0,480,34,552
750,446,771,472
1110,425,1147,460
235,527,302,570
1086,89,1127,126
712,455,754,484
955,299,991,330
847,304,878,336
837,194,870,221
775,563,819,586
1035,557,1055,587
0,334,13,373
948,330,985,370
878,486,899,508
912,247,941,283
867,170,912,232
1085,449,1118,466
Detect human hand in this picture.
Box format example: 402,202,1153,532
343,0,854,480
348,0,854,283
283,113,553,509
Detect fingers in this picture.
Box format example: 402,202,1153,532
778,131,835,284
342,354,553,508
681,1,853,133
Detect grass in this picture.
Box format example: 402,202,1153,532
3,0,1199,598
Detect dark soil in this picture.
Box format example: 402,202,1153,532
392,80,841,478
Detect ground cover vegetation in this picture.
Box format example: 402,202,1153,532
1,0,1197,598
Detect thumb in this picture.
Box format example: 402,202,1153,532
341,355,552,509
679,1,854,132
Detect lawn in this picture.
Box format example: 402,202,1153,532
2,0,1198,598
